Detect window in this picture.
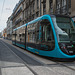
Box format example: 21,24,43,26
49,0,53,9
52,16,75,42
33,2,35,12
36,11,39,17
62,0,66,7
32,14,35,20
43,3,46,15
12,30,16,41
38,19,55,50
26,19,55,50
37,0,39,8
40,19,54,42
56,1,61,9
68,0,71,8
27,23,36,43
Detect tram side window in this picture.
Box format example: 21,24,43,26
12,31,16,41
18,27,25,43
40,19,54,42
26,22,40,43
16,29,19,42
21,27,25,43
36,22,40,43
27,24,36,43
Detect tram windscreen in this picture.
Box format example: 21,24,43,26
52,16,75,42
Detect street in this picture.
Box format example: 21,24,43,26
0,39,34,75
0,0,75,75
0,38,75,75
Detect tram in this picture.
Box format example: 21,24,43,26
12,14,75,59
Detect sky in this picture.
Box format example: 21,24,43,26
0,0,19,32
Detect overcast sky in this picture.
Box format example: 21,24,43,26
0,0,19,32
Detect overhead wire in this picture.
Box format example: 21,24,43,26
0,0,5,21
0,0,5,32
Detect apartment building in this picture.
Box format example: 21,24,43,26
22,0,72,24
3,28,7,39
71,0,75,23
12,0,23,29
12,0,75,30
0,32,2,38
7,16,12,40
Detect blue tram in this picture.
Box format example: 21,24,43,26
12,14,75,59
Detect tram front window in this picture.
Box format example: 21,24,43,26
52,16,75,42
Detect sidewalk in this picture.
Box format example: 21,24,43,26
0,39,33,75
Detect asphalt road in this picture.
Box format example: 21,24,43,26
0,39,34,75
0,38,75,75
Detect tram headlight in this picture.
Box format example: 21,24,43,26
59,43,66,50
59,43,66,49
59,43,69,54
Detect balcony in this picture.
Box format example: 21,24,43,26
61,5,67,14
15,18,22,25
56,5,67,15
12,7,22,20
13,0,24,14
55,8,61,14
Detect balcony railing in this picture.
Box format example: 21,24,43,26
55,8,61,14
15,18,22,25
61,5,67,14
13,0,24,13
56,5,67,15
12,8,22,20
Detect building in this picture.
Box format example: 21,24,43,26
7,16,13,40
0,32,2,38
22,0,71,24
71,0,75,23
12,0,23,30
3,28,7,39
12,0,75,30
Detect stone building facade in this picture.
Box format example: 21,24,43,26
7,16,12,40
0,32,2,38
12,0,23,30
71,0,75,23
12,0,75,30
3,28,7,39
22,0,71,24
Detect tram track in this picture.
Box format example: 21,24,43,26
0,40,38,75
1,39,75,75
57,61,75,71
